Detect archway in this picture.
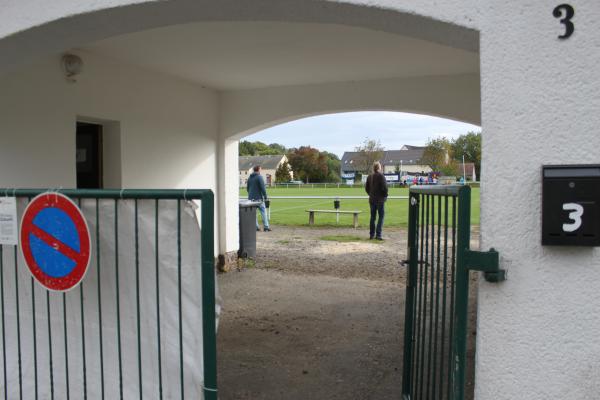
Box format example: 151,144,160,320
222,111,481,398
0,3,482,398
0,0,479,75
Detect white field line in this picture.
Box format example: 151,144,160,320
264,196,409,199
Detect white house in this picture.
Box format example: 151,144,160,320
1,1,599,398
239,154,291,186
381,147,432,175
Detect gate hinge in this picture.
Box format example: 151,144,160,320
464,248,506,282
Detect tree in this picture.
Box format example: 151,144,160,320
287,146,329,183
240,141,340,182
275,161,292,183
253,141,279,155
324,152,341,182
239,140,287,156
354,138,385,174
268,143,287,154
421,137,452,172
239,140,256,156
451,131,481,177
439,159,459,176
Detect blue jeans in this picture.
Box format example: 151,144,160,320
253,200,269,229
370,202,385,238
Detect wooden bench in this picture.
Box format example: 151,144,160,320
306,209,362,228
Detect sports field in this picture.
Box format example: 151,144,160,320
239,186,480,227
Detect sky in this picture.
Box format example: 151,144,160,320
246,111,480,158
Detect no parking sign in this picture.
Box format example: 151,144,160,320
20,193,91,291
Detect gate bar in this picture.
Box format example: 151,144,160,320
14,247,23,400
0,247,6,400
408,185,463,196
95,199,105,400
0,189,212,199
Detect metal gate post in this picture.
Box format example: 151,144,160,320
452,185,471,400
401,192,419,398
201,192,218,400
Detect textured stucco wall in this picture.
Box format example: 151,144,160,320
477,2,600,399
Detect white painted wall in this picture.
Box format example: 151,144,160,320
217,138,239,254
477,2,600,399
0,52,218,189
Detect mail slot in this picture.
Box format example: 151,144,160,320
542,165,600,246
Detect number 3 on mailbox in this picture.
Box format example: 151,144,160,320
562,203,583,232
542,165,600,246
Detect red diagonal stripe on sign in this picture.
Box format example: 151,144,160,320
29,224,85,265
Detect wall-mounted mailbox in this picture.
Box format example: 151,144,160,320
542,165,600,246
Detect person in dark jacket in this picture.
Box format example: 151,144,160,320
247,165,271,231
365,161,388,240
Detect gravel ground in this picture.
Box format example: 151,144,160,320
249,226,409,283
217,269,405,400
217,226,480,399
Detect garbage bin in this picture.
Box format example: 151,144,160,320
238,200,262,258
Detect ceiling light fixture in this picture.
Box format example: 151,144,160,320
61,54,83,83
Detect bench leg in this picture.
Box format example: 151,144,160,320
309,211,314,225
353,213,358,229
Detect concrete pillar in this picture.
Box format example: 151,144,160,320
216,136,240,268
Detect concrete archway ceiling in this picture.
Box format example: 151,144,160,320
83,22,479,91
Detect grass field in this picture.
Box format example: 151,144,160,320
240,186,480,228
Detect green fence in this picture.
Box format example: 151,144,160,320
401,185,503,400
0,189,217,400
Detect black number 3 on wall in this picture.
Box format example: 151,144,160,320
553,4,575,39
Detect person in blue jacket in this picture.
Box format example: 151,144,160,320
247,165,271,231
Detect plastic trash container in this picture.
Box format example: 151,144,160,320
238,200,262,258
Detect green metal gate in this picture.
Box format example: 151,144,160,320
401,185,504,400
0,189,217,400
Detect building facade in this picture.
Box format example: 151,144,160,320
1,1,599,398
341,146,432,180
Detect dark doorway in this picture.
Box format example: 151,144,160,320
76,122,103,188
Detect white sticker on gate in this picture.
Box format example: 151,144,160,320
0,197,18,245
